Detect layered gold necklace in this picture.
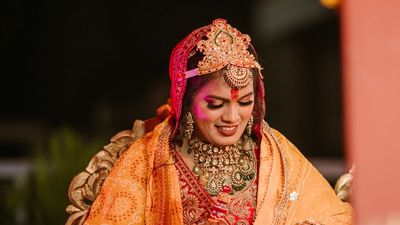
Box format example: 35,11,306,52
189,136,256,196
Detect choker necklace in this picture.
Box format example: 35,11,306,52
189,136,256,196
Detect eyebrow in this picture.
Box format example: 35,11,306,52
205,92,254,102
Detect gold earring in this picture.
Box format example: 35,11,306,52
246,115,253,136
184,112,194,141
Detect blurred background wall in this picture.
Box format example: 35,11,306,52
341,0,400,224
2,0,398,224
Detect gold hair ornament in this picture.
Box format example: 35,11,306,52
185,19,262,89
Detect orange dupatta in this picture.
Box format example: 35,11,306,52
83,118,352,225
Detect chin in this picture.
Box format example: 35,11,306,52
212,134,242,147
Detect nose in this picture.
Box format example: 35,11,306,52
221,104,240,124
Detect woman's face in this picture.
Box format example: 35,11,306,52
191,75,254,147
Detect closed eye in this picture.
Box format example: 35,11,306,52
207,103,224,109
238,101,253,106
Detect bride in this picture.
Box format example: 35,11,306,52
83,18,353,225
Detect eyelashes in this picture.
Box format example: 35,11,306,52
206,101,253,109
207,103,224,109
238,101,253,106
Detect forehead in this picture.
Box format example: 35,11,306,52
195,75,254,98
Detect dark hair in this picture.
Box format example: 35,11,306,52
182,50,260,113
174,48,264,143
175,68,260,142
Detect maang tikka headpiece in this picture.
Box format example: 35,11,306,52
185,19,262,89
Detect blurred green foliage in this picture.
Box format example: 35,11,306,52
5,128,104,225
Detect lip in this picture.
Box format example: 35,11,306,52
215,125,238,137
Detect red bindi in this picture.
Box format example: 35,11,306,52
231,88,239,101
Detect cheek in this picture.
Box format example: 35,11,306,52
192,105,208,120
192,105,220,123
241,105,255,119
